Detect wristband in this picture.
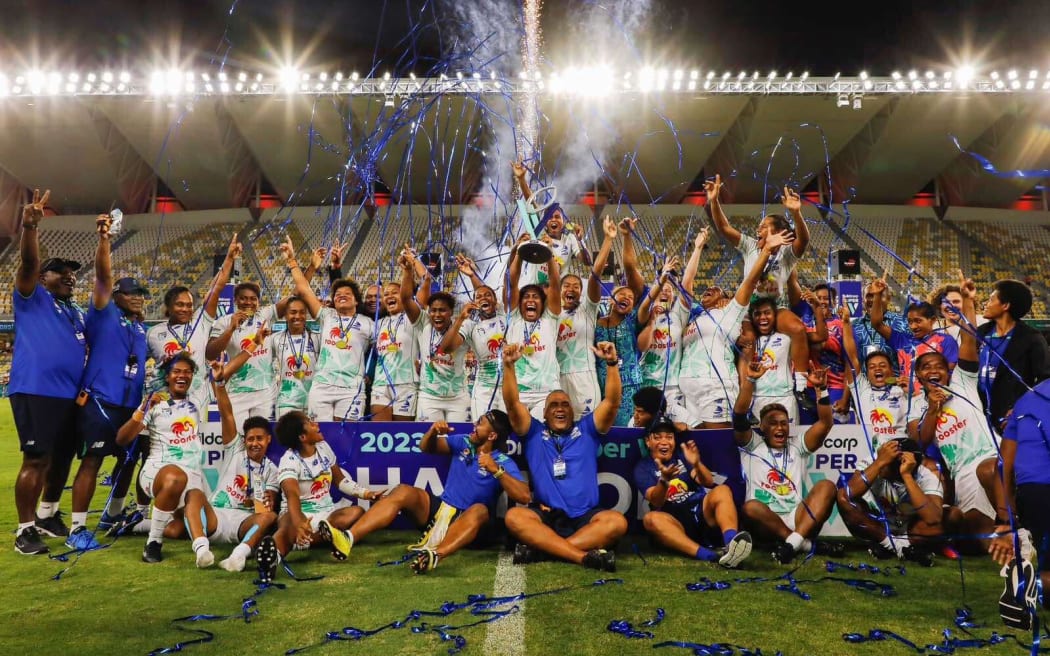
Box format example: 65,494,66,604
286,260,299,269
605,358,621,367
214,379,225,388
817,387,830,399
132,410,145,423
747,376,759,383
493,466,505,479
731,411,751,433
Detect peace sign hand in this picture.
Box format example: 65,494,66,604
23,189,51,228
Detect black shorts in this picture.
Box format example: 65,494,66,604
525,504,602,539
10,393,77,457
418,491,497,548
1017,483,1050,573
662,504,722,548
76,399,136,458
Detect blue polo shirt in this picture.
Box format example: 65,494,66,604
10,284,86,398
1002,379,1050,486
520,414,604,518
83,301,148,408
440,433,522,511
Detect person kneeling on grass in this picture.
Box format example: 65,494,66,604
501,341,628,572
260,411,383,583
337,411,531,574
734,346,843,564
163,341,280,572
635,419,752,568
836,437,942,566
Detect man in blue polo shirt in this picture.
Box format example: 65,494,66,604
66,214,149,550
11,189,88,555
502,340,627,572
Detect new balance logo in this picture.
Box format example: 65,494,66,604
91,441,106,449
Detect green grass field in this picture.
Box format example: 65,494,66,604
0,399,1024,655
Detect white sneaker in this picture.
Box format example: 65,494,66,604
718,531,753,568
219,553,246,572
196,548,215,568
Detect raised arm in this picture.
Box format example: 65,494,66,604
501,343,532,437
93,214,114,310
734,231,792,306
704,175,740,247
782,186,809,258
203,234,241,320
680,227,710,297
15,189,49,297
455,253,486,290
512,160,534,203
438,301,472,354
545,251,561,315
802,289,827,346
732,348,767,446
845,440,900,500
638,257,679,326
867,275,893,340
279,236,323,317
210,361,239,445
571,222,593,267
588,216,618,303
506,233,530,310
802,368,833,452
419,420,452,456
619,217,646,299
591,341,622,433
957,270,978,363
117,392,157,447
838,304,860,373
399,252,424,323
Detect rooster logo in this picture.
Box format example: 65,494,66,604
558,319,573,338
170,417,197,437
760,348,776,368
766,469,792,496
309,472,332,495
653,328,667,344
937,407,958,427
233,474,247,490
869,408,893,425
328,327,343,339
486,333,504,355
239,336,256,352
163,341,182,357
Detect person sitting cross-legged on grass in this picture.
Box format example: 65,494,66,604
635,419,752,568
162,340,280,573
340,411,531,574
502,340,628,572
836,437,942,566
734,345,842,564
261,411,381,582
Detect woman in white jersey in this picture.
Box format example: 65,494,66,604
117,353,205,564
677,230,791,427
706,174,816,413
442,255,508,421
637,254,692,426
280,236,374,421
506,233,562,419
272,296,321,417
146,235,239,412
370,258,428,420
556,216,620,418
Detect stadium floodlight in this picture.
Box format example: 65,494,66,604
279,67,298,92
319,72,328,81
202,73,211,81
690,70,699,80
834,72,841,80
218,72,227,82
863,78,873,90
801,71,809,80
737,71,746,79
351,72,359,81
384,71,392,80
943,70,952,79
1043,81,1050,90
102,71,114,83
995,79,1005,89
1025,80,1034,90
87,73,96,82
204,83,213,92
785,71,793,80
722,71,731,79
928,80,939,89
673,80,682,90
81,82,91,93
1011,79,1021,90
456,71,464,80
26,70,44,94
990,70,1000,79
250,82,259,91
236,81,245,92
116,82,126,92
703,80,712,90
673,69,683,80
688,80,696,90
1007,69,1018,80
956,66,974,85
924,70,934,79
238,71,247,82
335,72,344,81
907,70,917,80
1029,70,1039,79
752,70,759,79
68,72,79,82
892,71,901,80
768,70,776,79
66,82,76,93
859,71,868,80
119,71,130,84
895,79,906,90
46,71,61,94
149,70,164,95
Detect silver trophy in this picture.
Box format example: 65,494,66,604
109,208,123,237
515,185,558,264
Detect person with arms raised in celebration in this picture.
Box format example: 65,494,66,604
594,218,648,426
838,304,908,445
734,346,842,563
635,419,753,567
10,189,86,554
506,233,562,418
555,216,618,418
512,160,592,288
369,249,428,421
66,213,149,551
837,437,942,565
502,340,628,571
636,252,691,426
261,411,382,581
280,235,374,421
335,411,530,574
706,174,816,414
442,253,508,420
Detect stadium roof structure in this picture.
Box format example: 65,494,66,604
0,72,1046,231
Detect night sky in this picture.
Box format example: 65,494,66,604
1,1,1046,77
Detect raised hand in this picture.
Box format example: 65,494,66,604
591,341,619,364
837,304,852,324
455,253,475,275
502,342,523,366
801,289,821,310
330,241,349,269
253,321,271,346
661,256,681,278
511,160,527,179
478,451,499,474
459,301,478,320
703,175,722,200
693,226,710,250
227,234,243,259
957,269,977,300
617,217,637,235
899,451,917,476
657,459,685,481
432,419,451,436
763,229,795,252
279,235,296,262
310,247,327,271
602,215,618,239
806,366,829,389
22,188,50,228
96,213,112,237
868,273,888,295
681,439,702,468
782,186,802,212
572,222,585,241
875,439,901,466
209,360,226,383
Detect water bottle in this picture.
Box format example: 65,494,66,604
109,208,123,237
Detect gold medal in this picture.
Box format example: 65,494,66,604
293,370,306,380
523,345,535,356
336,339,348,349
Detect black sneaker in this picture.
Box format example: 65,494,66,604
142,541,163,563
582,549,616,572
867,543,897,560
902,545,934,567
256,536,279,584
512,542,536,565
772,541,796,565
813,541,846,558
35,512,69,538
410,548,440,575
1000,559,1038,630
794,389,817,413
106,509,145,538
14,526,49,555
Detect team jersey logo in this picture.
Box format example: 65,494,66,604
522,331,541,356
760,348,777,368
558,319,573,339
171,417,197,438
765,469,792,496
309,472,332,495
163,340,183,357
233,473,248,490
486,333,504,355
328,327,350,349
287,353,312,378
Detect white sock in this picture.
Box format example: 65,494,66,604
149,508,173,544
232,542,252,560
879,536,894,550
793,372,807,392
799,538,813,553
71,512,88,530
105,496,126,517
17,521,34,534
136,502,150,513
786,531,805,550
192,536,211,554
37,501,58,518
